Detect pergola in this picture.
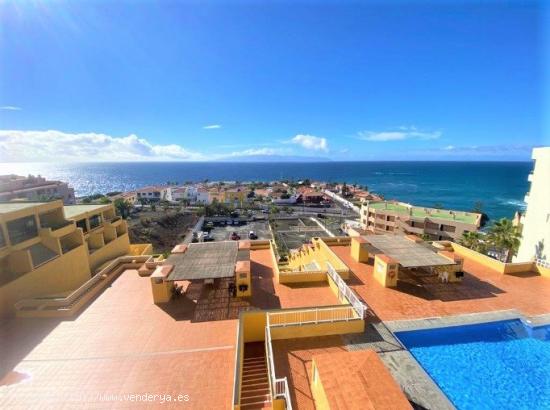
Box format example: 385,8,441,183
166,241,240,281
364,234,455,268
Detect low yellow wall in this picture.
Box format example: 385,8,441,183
311,359,330,410
536,264,550,278
450,242,536,275
89,233,130,272
129,243,153,256
270,319,364,340
0,245,91,319
279,271,327,284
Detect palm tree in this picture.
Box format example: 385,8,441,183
459,231,485,253
113,198,131,219
487,218,521,262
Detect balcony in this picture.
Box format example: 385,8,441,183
40,220,75,238
7,216,38,246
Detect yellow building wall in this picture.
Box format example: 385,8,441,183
311,360,330,410
0,245,91,318
350,239,369,263
242,310,268,343
88,233,130,272
373,256,398,287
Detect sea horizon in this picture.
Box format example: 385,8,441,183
0,160,531,222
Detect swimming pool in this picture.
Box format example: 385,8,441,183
395,319,550,410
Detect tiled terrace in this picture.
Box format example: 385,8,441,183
0,248,340,409
250,248,340,309
330,244,550,321
0,269,237,409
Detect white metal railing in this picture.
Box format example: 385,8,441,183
327,262,367,319
536,258,550,269
268,306,356,327
265,316,293,410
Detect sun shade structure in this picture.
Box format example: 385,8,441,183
166,241,239,281
364,234,455,268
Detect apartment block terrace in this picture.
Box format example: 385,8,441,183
1,232,549,409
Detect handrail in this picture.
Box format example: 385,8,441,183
269,306,356,327
265,315,292,410
326,262,367,319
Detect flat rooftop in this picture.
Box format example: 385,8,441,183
364,234,455,268
0,269,237,409
330,244,550,321
367,201,478,224
0,247,341,408
167,241,239,281
63,204,108,219
0,202,46,214
313,350,411,409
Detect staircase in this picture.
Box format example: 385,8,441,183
240,343,271,409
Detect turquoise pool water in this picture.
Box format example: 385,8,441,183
395,319,550,410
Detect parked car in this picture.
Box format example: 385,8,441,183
202,232,214,242
233,219,240,226
230,232,241,240
248,231,258,240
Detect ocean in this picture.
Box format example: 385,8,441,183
0,161,531,221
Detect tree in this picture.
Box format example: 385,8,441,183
114,198,131,219
99,196,111,204
160,200,170,213
269,205,280,215
459,231,486,253
487,218,521,262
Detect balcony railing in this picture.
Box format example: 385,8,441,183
265,317,293,410
327,262,367,319
269,306,356,327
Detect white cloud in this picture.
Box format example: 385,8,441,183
203,124,221,129
290,134,329,152
223,147,290,158
358,126,441,142
0,130,204,162
0,106,22,111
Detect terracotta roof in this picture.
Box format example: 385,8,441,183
313,350,411,410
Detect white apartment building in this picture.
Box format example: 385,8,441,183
515,147,550,263
135,186,169,203
0,174,75,204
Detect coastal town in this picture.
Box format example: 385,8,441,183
0,147,549,409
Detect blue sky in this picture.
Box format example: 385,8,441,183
0,0,547,162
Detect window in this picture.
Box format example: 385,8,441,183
7,216,38,245
76,219,88,233
89,214,102,230
0,229,5,248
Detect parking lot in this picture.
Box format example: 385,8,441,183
205,220,272,242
